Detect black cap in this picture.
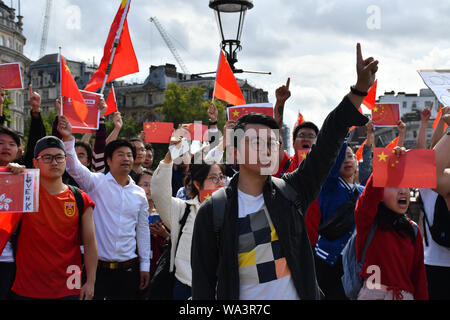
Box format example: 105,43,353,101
34,136,66,158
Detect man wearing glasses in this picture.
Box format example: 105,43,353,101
10,136,98,300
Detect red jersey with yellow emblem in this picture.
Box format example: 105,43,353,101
12,185,94,299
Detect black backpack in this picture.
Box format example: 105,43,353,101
423,194,450,248
11,185,85,257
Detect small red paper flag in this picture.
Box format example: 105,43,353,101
62,90,102,134
143,122,174,144
362,80,377,110
227,104,274,121
105,84,117,116
355,139,367,162
199,188,219,203
385,136,399,149
433,106,449,131
297,149,309,165
372,148,436,188
0,63,23,89
61,56,89,123
295,112,305,127
183,123,209,141
84,0,139,92
213,50,246,106
372,103,400,126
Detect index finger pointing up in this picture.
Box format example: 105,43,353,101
286,77,290,89
29,84,32,97
356,43,363,64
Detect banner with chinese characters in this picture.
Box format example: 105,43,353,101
0,168,40,213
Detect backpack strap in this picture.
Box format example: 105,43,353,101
211,188,227,248
360,220,378,264
280,157,293,177
271,177,302,211
174,203,191,255
67,185,84,244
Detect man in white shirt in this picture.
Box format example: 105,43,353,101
57,115,150,300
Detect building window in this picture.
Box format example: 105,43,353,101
402,101,407,109
412,101,417,110
131,97,136,107
0,36,4,46
413,131,417,138
147,94,153,105
7,38,12,48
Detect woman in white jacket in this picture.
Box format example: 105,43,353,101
151,141,226,300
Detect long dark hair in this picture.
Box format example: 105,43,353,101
376,202,416,243
184,157,225,199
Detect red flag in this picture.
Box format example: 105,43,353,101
355,139,367,162
372,148,436,188
433,106,449,131
105,84,117,116
199,188,219,203
227,104,273,121
60,56,89,123
183,123,209,142
143,122,174,144
362,80,377,110
372,103,400,126
295,112,305,127
297,149,309,165
0,63,23,89
84,0,139,92
385,136,399,149
213,50,246,106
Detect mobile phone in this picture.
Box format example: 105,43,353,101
149,215,162,225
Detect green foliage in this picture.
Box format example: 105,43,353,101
159,82,226,129
1,90,14,125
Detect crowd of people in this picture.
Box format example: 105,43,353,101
0,43,449,300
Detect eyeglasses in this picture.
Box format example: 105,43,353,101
139,183,151,188
36,154,66,163
206,175,226,184
248,137,280,151
296,134,317,140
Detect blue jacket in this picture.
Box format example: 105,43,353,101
315,142,364,266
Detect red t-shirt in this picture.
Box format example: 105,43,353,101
12,185,95,299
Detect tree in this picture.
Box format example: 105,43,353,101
1,90,15,126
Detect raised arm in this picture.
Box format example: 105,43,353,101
417,106,431,149
396,120,406,148
283,43,376,212
106,111,122,145
433,106,450,199
92,99,107,172
274,78,291,128
23,85,45,168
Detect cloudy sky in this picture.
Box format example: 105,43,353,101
16,0,450,144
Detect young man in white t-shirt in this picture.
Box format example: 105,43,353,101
191,43,378,300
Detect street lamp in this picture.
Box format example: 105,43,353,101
209,0,253,73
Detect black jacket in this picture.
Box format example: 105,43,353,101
191,95,368,300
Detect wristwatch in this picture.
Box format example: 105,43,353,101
208,120,218,126
350,86,368,97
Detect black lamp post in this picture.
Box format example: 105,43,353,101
209,0,253,73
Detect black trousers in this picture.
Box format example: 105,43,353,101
314,254,348,300
93,263,140,300
0,262,16,300
426,264,450,300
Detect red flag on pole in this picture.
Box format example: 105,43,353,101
372,148,436,188
295,112,305,127
213,50,246,106
432,105,449,131
60,56,88,123
355,139,367,162
84,0,138,93
143,122,174,143
105,84,117,116
385,136,399,149
372,104,400,126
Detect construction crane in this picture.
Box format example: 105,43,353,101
39,0,53,57
149,16,190,75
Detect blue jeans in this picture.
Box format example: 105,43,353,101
173,277,191,300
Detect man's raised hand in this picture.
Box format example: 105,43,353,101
275,78,291,105
57,115,73,141
355,43,378,92
29,84,41,112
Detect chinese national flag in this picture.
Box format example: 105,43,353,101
199,189,219,203
105,84,117,116
227,104,274,121
362,80,377,110
372,104,400,126
372,148,436,188
61,56,88,123
213,50,246,106
295,112,305,127
84,0,139,92
385,136,399,149
143,122,174,143
183,123,209,141
0,63,23,89
297,149,309,165
0,212,23,253
355,139,366,161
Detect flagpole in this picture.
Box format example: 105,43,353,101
99,0,130,95
211,48,222,104
58,46,63,116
